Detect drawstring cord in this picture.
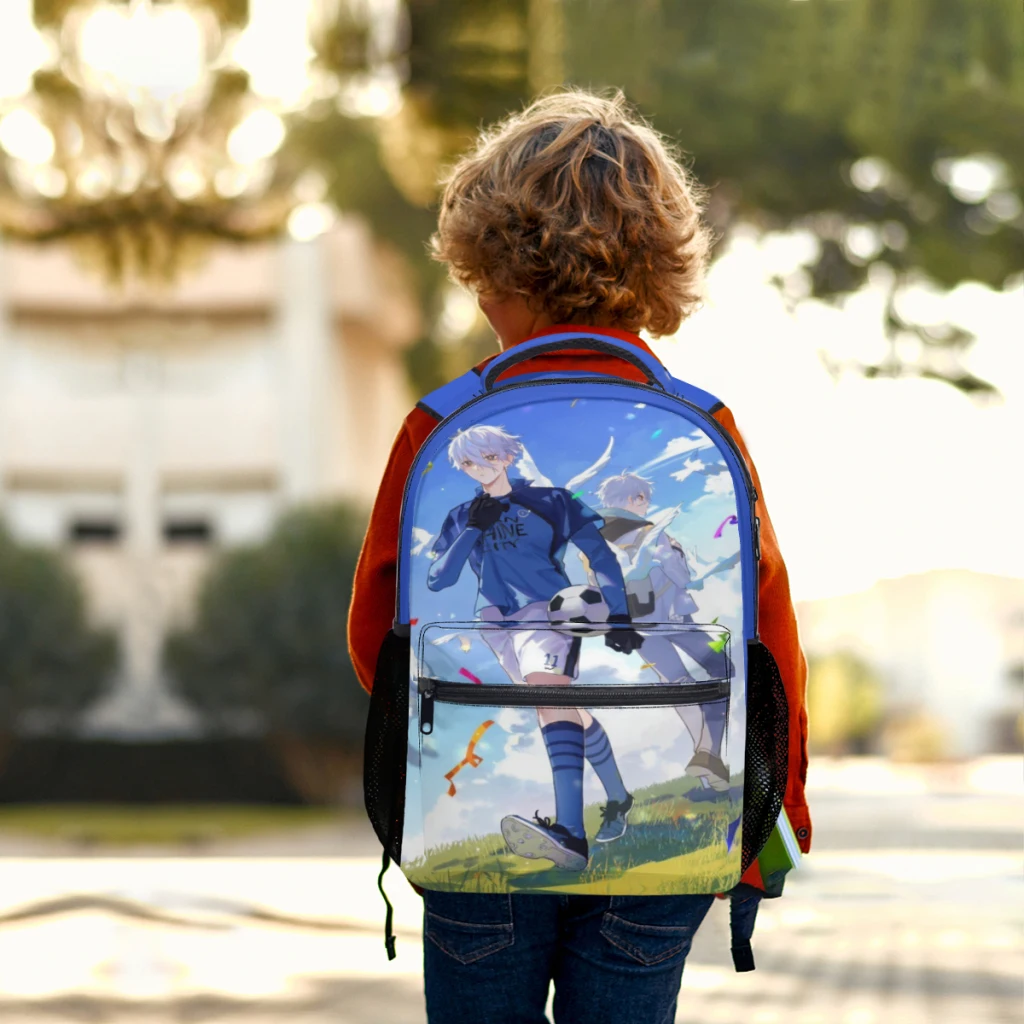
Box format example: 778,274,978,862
378,849,396,960
729,892,761,972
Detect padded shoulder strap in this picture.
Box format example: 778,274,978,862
668,374,725,415
416,367,484,421
416,363,723,420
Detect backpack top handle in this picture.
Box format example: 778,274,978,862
481,332,673,393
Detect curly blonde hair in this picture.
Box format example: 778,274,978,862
431,90,711,337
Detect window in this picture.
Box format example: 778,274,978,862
163,518,213,544
69,518,122,544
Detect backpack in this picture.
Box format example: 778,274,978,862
363,333,789,965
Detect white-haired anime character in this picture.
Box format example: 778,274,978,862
587,471,732,792
427,424,645,870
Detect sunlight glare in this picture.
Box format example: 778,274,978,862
849,156,891,193
78,3,205,102
227,109,286,165
232,0,316,109
0,108,55,164
436,285,480,348
287,202,336,241
655,226,1024,601
933,154,1008,204
32,165,67,198
337,71,404,118
0,0,51,100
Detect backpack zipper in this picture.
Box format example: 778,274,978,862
418,677,730,734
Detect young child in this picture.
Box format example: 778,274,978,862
349,89,810,1024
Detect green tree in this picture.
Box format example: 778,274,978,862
0,526,116,734
165,503,368,740
564,0,1023,395
806,650,884,755
303,0,1022,396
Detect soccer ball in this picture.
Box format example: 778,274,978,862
547,585,611,636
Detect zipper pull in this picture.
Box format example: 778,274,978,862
754,517,761,561
420,679,435,734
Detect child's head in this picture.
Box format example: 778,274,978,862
596,472,653,516
448,425,523,486
432,89,711,339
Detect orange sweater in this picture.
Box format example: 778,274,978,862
348,327,811,854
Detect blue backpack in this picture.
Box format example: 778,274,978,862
364,333,788,966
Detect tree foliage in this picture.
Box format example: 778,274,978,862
806,650,884,755
164,504,369,745
301,0,1022,396
0,527,116,733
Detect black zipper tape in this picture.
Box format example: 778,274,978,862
419,678,730,734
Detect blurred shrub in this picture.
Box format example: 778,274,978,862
882,708,949,762
0,526,116,736
806,650,884,755
164,504,369,802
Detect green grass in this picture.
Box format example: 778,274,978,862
0,804,348,847
405,774,743,895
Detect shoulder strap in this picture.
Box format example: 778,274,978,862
415,359,724,421
666,374,725,415
416,367,484,421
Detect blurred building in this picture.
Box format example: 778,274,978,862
797,570,1024,757
0,222,419,736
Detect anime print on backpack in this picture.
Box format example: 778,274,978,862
400,394,748,895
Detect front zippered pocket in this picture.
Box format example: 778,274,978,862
419,678,731,734
403,647,740,895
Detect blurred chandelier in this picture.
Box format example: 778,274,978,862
0,0,398,281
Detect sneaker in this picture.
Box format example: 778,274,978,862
595,793,634,843
686,750,731,792
500,813,589,871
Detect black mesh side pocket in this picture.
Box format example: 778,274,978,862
741,640,789,873
363,629,410,863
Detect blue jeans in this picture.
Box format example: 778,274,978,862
423,891,714,1024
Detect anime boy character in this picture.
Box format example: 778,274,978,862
589,472,731,792
427,425,644,870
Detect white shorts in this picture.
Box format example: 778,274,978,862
479,601,580,683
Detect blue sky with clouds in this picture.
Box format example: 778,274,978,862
407,396,744,627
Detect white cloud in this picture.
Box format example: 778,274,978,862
704,472,734,496
635,433,714,474
494,707,534,734
670,457,706,483
576,644,648,686
692,568,743,629
411,526,434,556
493,728,554,784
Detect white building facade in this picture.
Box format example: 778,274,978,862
0,222,419,737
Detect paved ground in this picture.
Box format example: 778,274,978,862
0,757,1020,1023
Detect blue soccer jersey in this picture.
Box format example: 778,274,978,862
427,479,629,617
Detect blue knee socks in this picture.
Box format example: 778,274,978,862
541,721,585,839
584,718,629,804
